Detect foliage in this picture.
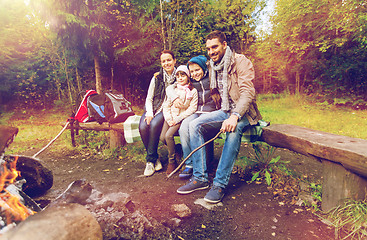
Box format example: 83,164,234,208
0,0,56,107
2,0,367,110
246,142,289,186
75,130,109,152
320,199,367,240
253,0,367,97
309,182,322,210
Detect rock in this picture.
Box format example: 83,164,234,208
165,218,182,228
171,203,192,218
194,198,223,210
0,203,102,240
47,179,92,208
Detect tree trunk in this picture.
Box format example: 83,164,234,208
55,78,62,101
269,68,272,93
0,203,102,240
94,56,102,94
110,67,114,91
295,71,300,95
64,52,73,105
76,67,82,94
159,0,166,49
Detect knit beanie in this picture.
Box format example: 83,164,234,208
176,65,190,77
187,55,208,73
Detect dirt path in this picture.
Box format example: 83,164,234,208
25,141,336,240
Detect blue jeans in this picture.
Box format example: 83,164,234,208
179,113,214,167
190,110,250,188
139,111,164,163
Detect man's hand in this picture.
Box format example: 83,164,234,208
220,115,238,133
145,116,153,125
173,98,184,109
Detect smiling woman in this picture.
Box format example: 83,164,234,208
138,50,177,177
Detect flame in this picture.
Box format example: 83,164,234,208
0,156,34,225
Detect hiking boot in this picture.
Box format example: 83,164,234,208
204,185,225,203
179,166,193,179
155,159,162,171
144,162,155,176
177,178,209,194
166,161,177,176
175,144,183,162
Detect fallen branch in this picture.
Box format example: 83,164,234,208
32,121,70,158
166,131,222,179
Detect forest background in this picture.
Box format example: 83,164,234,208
0,0,366,110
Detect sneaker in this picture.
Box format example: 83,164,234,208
166,162,177,176
144,162,155,176
204,185,225,203
179,166,193,179
155,159,162,171
177,178,209,194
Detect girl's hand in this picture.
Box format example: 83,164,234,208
168,120,176,126
145,116,153,125
173,98,184,109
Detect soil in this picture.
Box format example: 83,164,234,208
20,139,337,240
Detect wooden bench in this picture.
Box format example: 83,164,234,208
65,121,126,148
261,124,367,211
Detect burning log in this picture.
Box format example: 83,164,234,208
0,156,38,233
14,156,53,198
1,155,53,198
0,203,103,240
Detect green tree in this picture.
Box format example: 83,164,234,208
255,0,367,96
0,0,57,106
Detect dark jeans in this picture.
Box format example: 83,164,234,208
139,111,164,163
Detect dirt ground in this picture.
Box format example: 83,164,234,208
19,138,338,240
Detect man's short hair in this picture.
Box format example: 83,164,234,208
206,30,226,43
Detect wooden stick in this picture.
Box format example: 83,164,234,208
166,131,222,179
32,121,70,158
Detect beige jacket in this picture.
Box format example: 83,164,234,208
209,51,262,125
163,86,198,124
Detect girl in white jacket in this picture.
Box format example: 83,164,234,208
160,65,198,175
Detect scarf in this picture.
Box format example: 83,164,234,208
163,68,176,86
209,46,232,111
177,84,193,100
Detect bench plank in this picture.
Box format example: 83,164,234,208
261,124,367,179
64,121,124,132
63,121,125,148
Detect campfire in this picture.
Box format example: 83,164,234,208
0,155,36,233
0,125,173,239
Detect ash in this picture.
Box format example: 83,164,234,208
84,188,173,240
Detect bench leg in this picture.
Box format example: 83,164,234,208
322,160,367,212
109,130,126,148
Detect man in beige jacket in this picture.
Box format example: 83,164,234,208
177,30,262,203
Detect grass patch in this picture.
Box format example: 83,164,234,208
319,199,367,239
257,93,367,139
